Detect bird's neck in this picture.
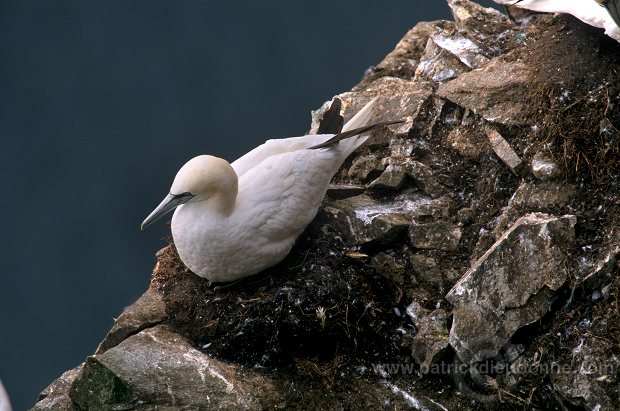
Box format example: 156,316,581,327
208,188,237,216
200,166,239,216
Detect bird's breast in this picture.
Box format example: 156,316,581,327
171,201,294,282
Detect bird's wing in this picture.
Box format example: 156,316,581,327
603,0,620,27
495,0,609,29
231,134,333,178
232,97,379,178
235,147,341,245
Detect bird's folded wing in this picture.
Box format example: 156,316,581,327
232,97,379,178
231,134,335,178
235,148,340,243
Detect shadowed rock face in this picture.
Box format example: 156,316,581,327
447,213,577,363
32,1,620,410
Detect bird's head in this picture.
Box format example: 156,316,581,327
141,155,238,230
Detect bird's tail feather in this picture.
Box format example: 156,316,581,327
342,97,377,133
309,97,404,153
324,97,378,157
308,120,404,150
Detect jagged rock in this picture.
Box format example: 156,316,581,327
409,253,460,292
437,59,533,125
409,253,439,279
551,333,620,410
447,126,491,158
389,137,415,159
347,155,384,182
360,78,433,135
449,0,496,23
321,194,412,246
362,21,434,84
414,22,472,83
412,196,453,219
447,213,576,363
578,226,620,289
312,77,433,146
370,252,407,284
71,325,284,410
486,128,524,175
369,163,408,190
494,181,577,237
96,288,167,354
409,220,462,252
405,161,444,197
447,0,519,56
406,302,449,373
31,366,82,411
415,1,505,85
511,182,576,208
326,183,366,199
430,30,489,70
530,150,562,181
321,190,456,248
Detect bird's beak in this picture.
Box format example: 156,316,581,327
141,192,194,230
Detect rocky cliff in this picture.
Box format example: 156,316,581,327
32,1,620,409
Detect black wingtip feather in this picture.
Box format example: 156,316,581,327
317,98,344,134
308,119,405,150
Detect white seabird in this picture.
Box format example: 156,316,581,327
0,378,12,411
494,0,620,42
142,98,400,282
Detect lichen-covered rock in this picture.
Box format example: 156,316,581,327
406,302,449,372
578,226,620,290
493,181,577,238
409,220,462,251
486,128,525,175
437,59,533,125
447,126,491,158
447,213,576,363
414,22,473,83
72,325,284,410
31,366,82,411
405,161,444,197
347,154,384,182
369,163,408,190
551,335,620,410
95,288,167,354
530,150,562,180
447,0,519,56
321,194,412,246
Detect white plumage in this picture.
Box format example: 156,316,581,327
0,378,12,411
494,0,620,42
142,98,386,282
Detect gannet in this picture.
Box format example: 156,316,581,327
142,98,401,282
0,378,12,411
494,0,620,42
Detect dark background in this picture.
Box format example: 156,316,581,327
0,1,499,408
